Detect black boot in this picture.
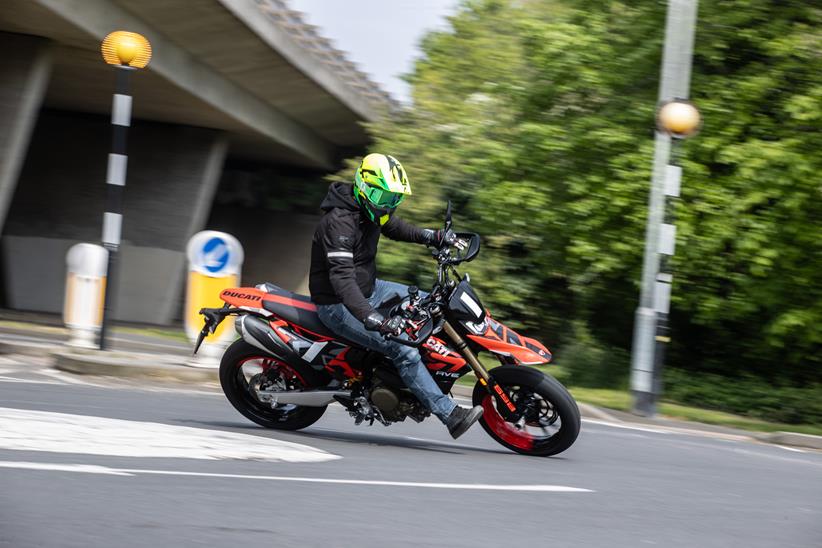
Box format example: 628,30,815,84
446,405,483,439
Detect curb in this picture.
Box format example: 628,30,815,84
577,402,621,422
53,351,218,383
753,431,822,450
0,332,191,358
0,340,61,357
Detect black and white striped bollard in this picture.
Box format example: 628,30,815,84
98,31,152,350
98,65,133,350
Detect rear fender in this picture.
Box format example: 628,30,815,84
220,287,271,317
466,316,552,366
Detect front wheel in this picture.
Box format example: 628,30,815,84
473,366,580,456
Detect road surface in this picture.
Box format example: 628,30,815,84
1,354,820,547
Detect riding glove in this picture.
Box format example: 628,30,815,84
363,311,403,336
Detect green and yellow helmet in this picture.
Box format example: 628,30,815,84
353,153,412,225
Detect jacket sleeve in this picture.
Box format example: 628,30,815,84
321,215,374,322
381,215,434,244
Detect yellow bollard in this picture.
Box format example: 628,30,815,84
64,244,108,348
184,231,244,366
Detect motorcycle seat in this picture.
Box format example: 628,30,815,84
256,283,337,339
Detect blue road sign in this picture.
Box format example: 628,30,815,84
201,237,230,274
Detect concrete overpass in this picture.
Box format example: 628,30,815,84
0,0,392,323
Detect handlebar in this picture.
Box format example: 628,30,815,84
385,317,434,348
381,291,436,348
432,232,481,265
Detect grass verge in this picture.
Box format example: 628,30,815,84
569,386,822,436
113,326,189,342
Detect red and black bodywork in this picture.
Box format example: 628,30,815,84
213,279,551,395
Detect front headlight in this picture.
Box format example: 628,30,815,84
464,317,488,335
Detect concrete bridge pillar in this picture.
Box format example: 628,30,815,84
0,33,52,234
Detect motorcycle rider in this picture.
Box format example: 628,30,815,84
310,153,483,439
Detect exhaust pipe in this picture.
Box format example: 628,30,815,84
236,315,350,407
235,314,300,362
255,389,352,407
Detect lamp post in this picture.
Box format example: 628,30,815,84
630,0,701,416
98,31,152,350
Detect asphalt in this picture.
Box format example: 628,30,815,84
0,356,820,548
0,314,820,451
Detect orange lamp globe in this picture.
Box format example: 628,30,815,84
657,100,701,138
101,31,152,69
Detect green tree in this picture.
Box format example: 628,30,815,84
338,0,822,391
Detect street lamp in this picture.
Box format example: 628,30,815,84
98,31,152,350
630,0,700,417
638,98,701,415
657,99,701,139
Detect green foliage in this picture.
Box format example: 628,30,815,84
340,0,822,394
555,322,630,388
664,368,822,425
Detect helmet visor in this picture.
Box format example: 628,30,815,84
362,185,405,208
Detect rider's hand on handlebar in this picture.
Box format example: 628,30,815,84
363,311,404,336
435,228,467,251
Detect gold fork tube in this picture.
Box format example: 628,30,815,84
442,321,490,383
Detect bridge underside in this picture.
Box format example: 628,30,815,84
0,0,384,323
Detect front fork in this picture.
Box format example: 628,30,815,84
441,321,519,420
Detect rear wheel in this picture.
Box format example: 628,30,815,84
219,340,327,430
472,365,580,456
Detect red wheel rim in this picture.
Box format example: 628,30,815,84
481,395,534,450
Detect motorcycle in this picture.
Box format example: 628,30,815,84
195,203,580,456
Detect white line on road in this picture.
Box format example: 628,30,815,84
36,369,102,386
0,461,594,492
582,418,674,434
0,461,133,476
0,407,339,463
582,418,752,442
0,376,63,385
775,445,806,453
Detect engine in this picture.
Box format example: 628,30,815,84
370,385,401,417
369,377,428,423
341,366,429,425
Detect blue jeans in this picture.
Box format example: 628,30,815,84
317,279,457,423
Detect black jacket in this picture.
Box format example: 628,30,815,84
309,182,430,321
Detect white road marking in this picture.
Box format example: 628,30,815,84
0,407,339,463
0,366,219,395
0,461,133,476
0,376,63,385
775,445,806,453
583,418,674,435
583,418,752,442
36,369,100,386
0,461,594,492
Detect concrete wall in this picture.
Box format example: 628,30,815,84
2,236,183,323
207,204,318,295
1,109,226,323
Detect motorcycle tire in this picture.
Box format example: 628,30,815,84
219,339,327,431
472,365,580,457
